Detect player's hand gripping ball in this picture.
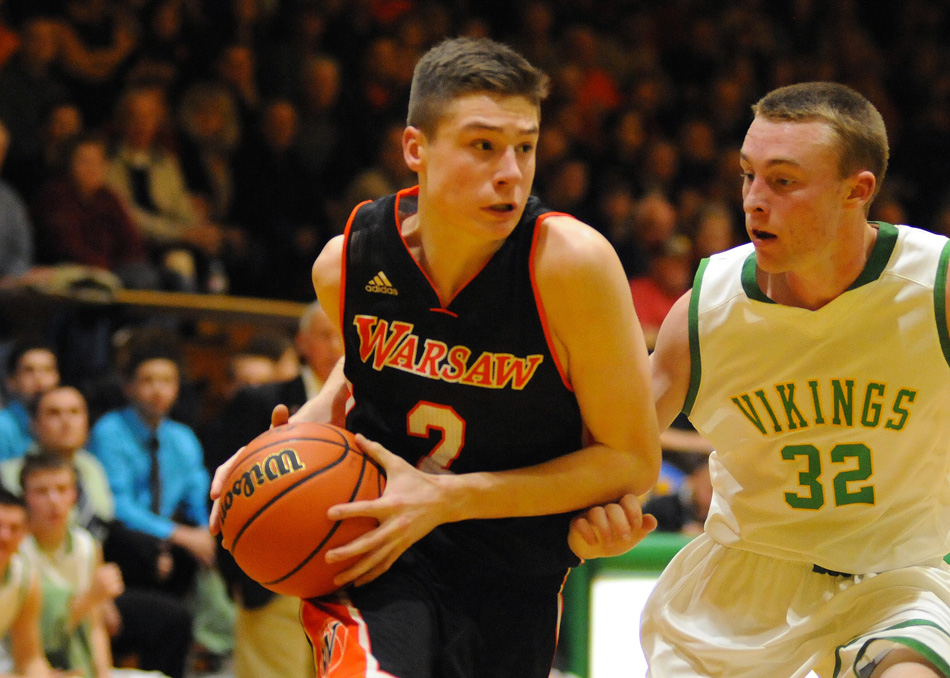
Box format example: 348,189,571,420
219,422,386,598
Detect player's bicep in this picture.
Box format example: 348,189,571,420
312,235,345,337
651,292,692,431
539,222,659,460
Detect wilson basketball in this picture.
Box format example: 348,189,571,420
218,421,385,598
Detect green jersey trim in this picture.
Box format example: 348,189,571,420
936,239,950,368
740,221,899,302
740,253,772,303
683,258,709,416
834,619,950,678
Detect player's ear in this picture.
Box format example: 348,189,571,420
845,170,876,209
403,126,425,173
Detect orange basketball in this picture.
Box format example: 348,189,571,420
218,422,385,598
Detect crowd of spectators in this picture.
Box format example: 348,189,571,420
2,2,950,675
0,0,947,308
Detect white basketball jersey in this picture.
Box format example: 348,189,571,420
687,222,950,574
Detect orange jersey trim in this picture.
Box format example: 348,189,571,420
531,212,574,392
340,199,373,333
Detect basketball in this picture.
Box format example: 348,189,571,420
218,421,386,599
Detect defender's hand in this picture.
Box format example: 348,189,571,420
568,494,658,560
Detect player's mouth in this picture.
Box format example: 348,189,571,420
488,203,516,213
751,229,777,241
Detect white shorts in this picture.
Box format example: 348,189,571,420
641,534,950,678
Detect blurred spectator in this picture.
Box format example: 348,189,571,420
124,0,195,93
260,3,329,99
0,16,70,200
0,486,51,678
176,81,241,224
644,460,713,536
33,133,161,291
676,117,719,194
639,137,681,199
86,326,211,596
0,0,18,72
561,24,622,148
231,98,330,299
106,83,226,292
532,119,572,198
57,0,139,128
0,121,54,292
18,452,123,678
202,299,339,479
629,233,693,350
86,325,233,671
596,108,647,191
0,339,59,462
294,53,361,200
35,101,85,188
623,191,679,278
341,36,411,172
507,1,558,73
594,178,640,276
213,43,261,135
197,330,292,425
690,202,741,270
0,385,114,540
343,118,416,208
538,156,597,227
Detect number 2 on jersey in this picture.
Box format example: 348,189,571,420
408,402,466,472
782,443,875,510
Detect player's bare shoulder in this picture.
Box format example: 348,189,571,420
533,214,625,291
312,235,345,330
532,213,638,369
312,235,343,292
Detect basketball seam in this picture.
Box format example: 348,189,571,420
229,422,350,469
263,452,371,587
228,442,352,552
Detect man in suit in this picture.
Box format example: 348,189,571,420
208,300,341,678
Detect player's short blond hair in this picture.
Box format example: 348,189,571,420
752,82,889,203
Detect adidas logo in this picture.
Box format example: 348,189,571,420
365,271,398,295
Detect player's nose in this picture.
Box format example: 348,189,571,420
494,146,523,184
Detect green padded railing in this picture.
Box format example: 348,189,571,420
562,532,694,677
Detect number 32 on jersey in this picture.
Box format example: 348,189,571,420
782,443,876,510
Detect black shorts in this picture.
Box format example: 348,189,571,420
301,544,568,678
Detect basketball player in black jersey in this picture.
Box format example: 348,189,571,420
212,36,660,677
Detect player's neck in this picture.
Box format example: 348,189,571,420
31,524,67,553
403,212,506,304
761,221,879,310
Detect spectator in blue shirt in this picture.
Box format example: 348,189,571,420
0,339,60,462
87,326,214,596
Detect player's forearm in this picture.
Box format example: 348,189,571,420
68,589,98,631
290,358,347,427
14,656,50,678
438,443,658,523
90,616,114,678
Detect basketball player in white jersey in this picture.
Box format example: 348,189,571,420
0,487,51,678
571,82,950,677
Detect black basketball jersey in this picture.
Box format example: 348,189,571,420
341,187,584,576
